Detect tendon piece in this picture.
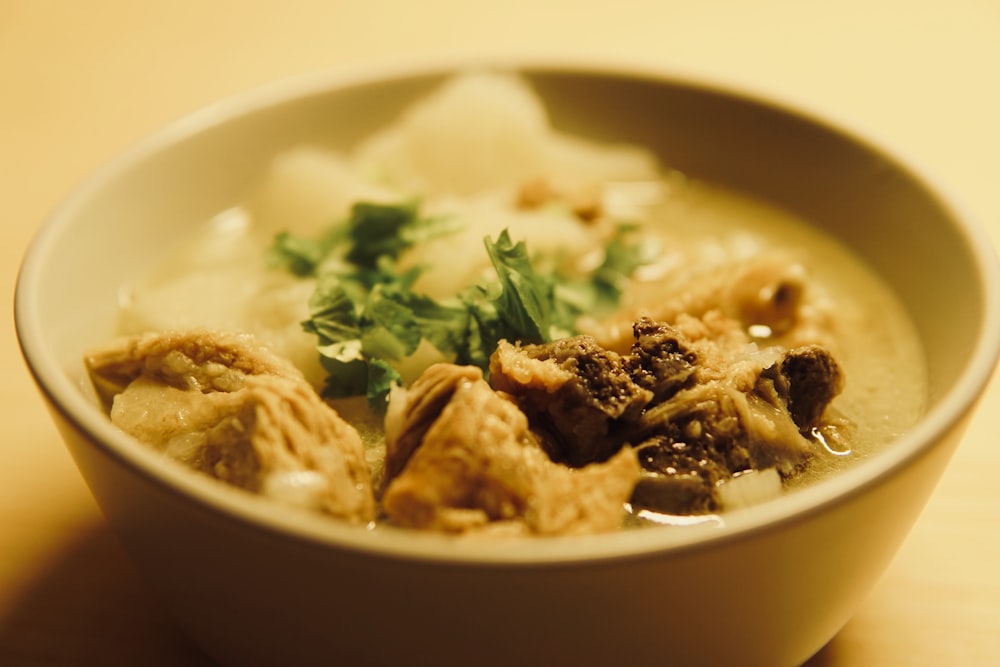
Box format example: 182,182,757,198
85,329,302,409
721,260,806,337
530,446,640,535
489,337,653,466
382,366,640,535
84,330,375,523
249,375,376,521
591,256,812,354
382,363,483,487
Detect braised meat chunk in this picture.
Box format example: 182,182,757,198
382,363,483,486
627,316,846,513
85,330,376,523
624,317,699,402
592,256,814,354
488,314,846,516
757,344,845,429
489,337,652,466
85,329,303,407
382,363,640,535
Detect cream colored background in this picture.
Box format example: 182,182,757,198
3,1,999,664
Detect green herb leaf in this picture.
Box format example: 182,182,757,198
317,339,368,398
268,228,339,277
365,358,403,409
484,229,577,343
274,200,655,412
302,275,361,344
346,201,461,268
592,223,661,307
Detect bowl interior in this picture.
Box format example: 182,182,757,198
16,62,1000,560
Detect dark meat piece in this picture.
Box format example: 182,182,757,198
630,471,717,516
623,317,698,402
634,387,754,476
757,344,845,429
629,381,806,514
629,343,844,514
488,314,846,516
630,420,741,515
489,337,652,466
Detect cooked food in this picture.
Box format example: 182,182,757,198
381,363,640,535
86,330,375,523
87,71,928,536
490,315,846,516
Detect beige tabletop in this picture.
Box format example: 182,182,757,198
3,1,999,665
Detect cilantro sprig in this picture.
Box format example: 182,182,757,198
269,200,656,410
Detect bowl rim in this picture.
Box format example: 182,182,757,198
15,54,1000,566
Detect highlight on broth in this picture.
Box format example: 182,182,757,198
83,72,928,536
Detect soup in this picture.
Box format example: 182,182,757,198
83,72,927,536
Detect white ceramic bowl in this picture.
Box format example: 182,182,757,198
16,59,1000,667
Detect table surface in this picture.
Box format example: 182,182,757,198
3,1,999,664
